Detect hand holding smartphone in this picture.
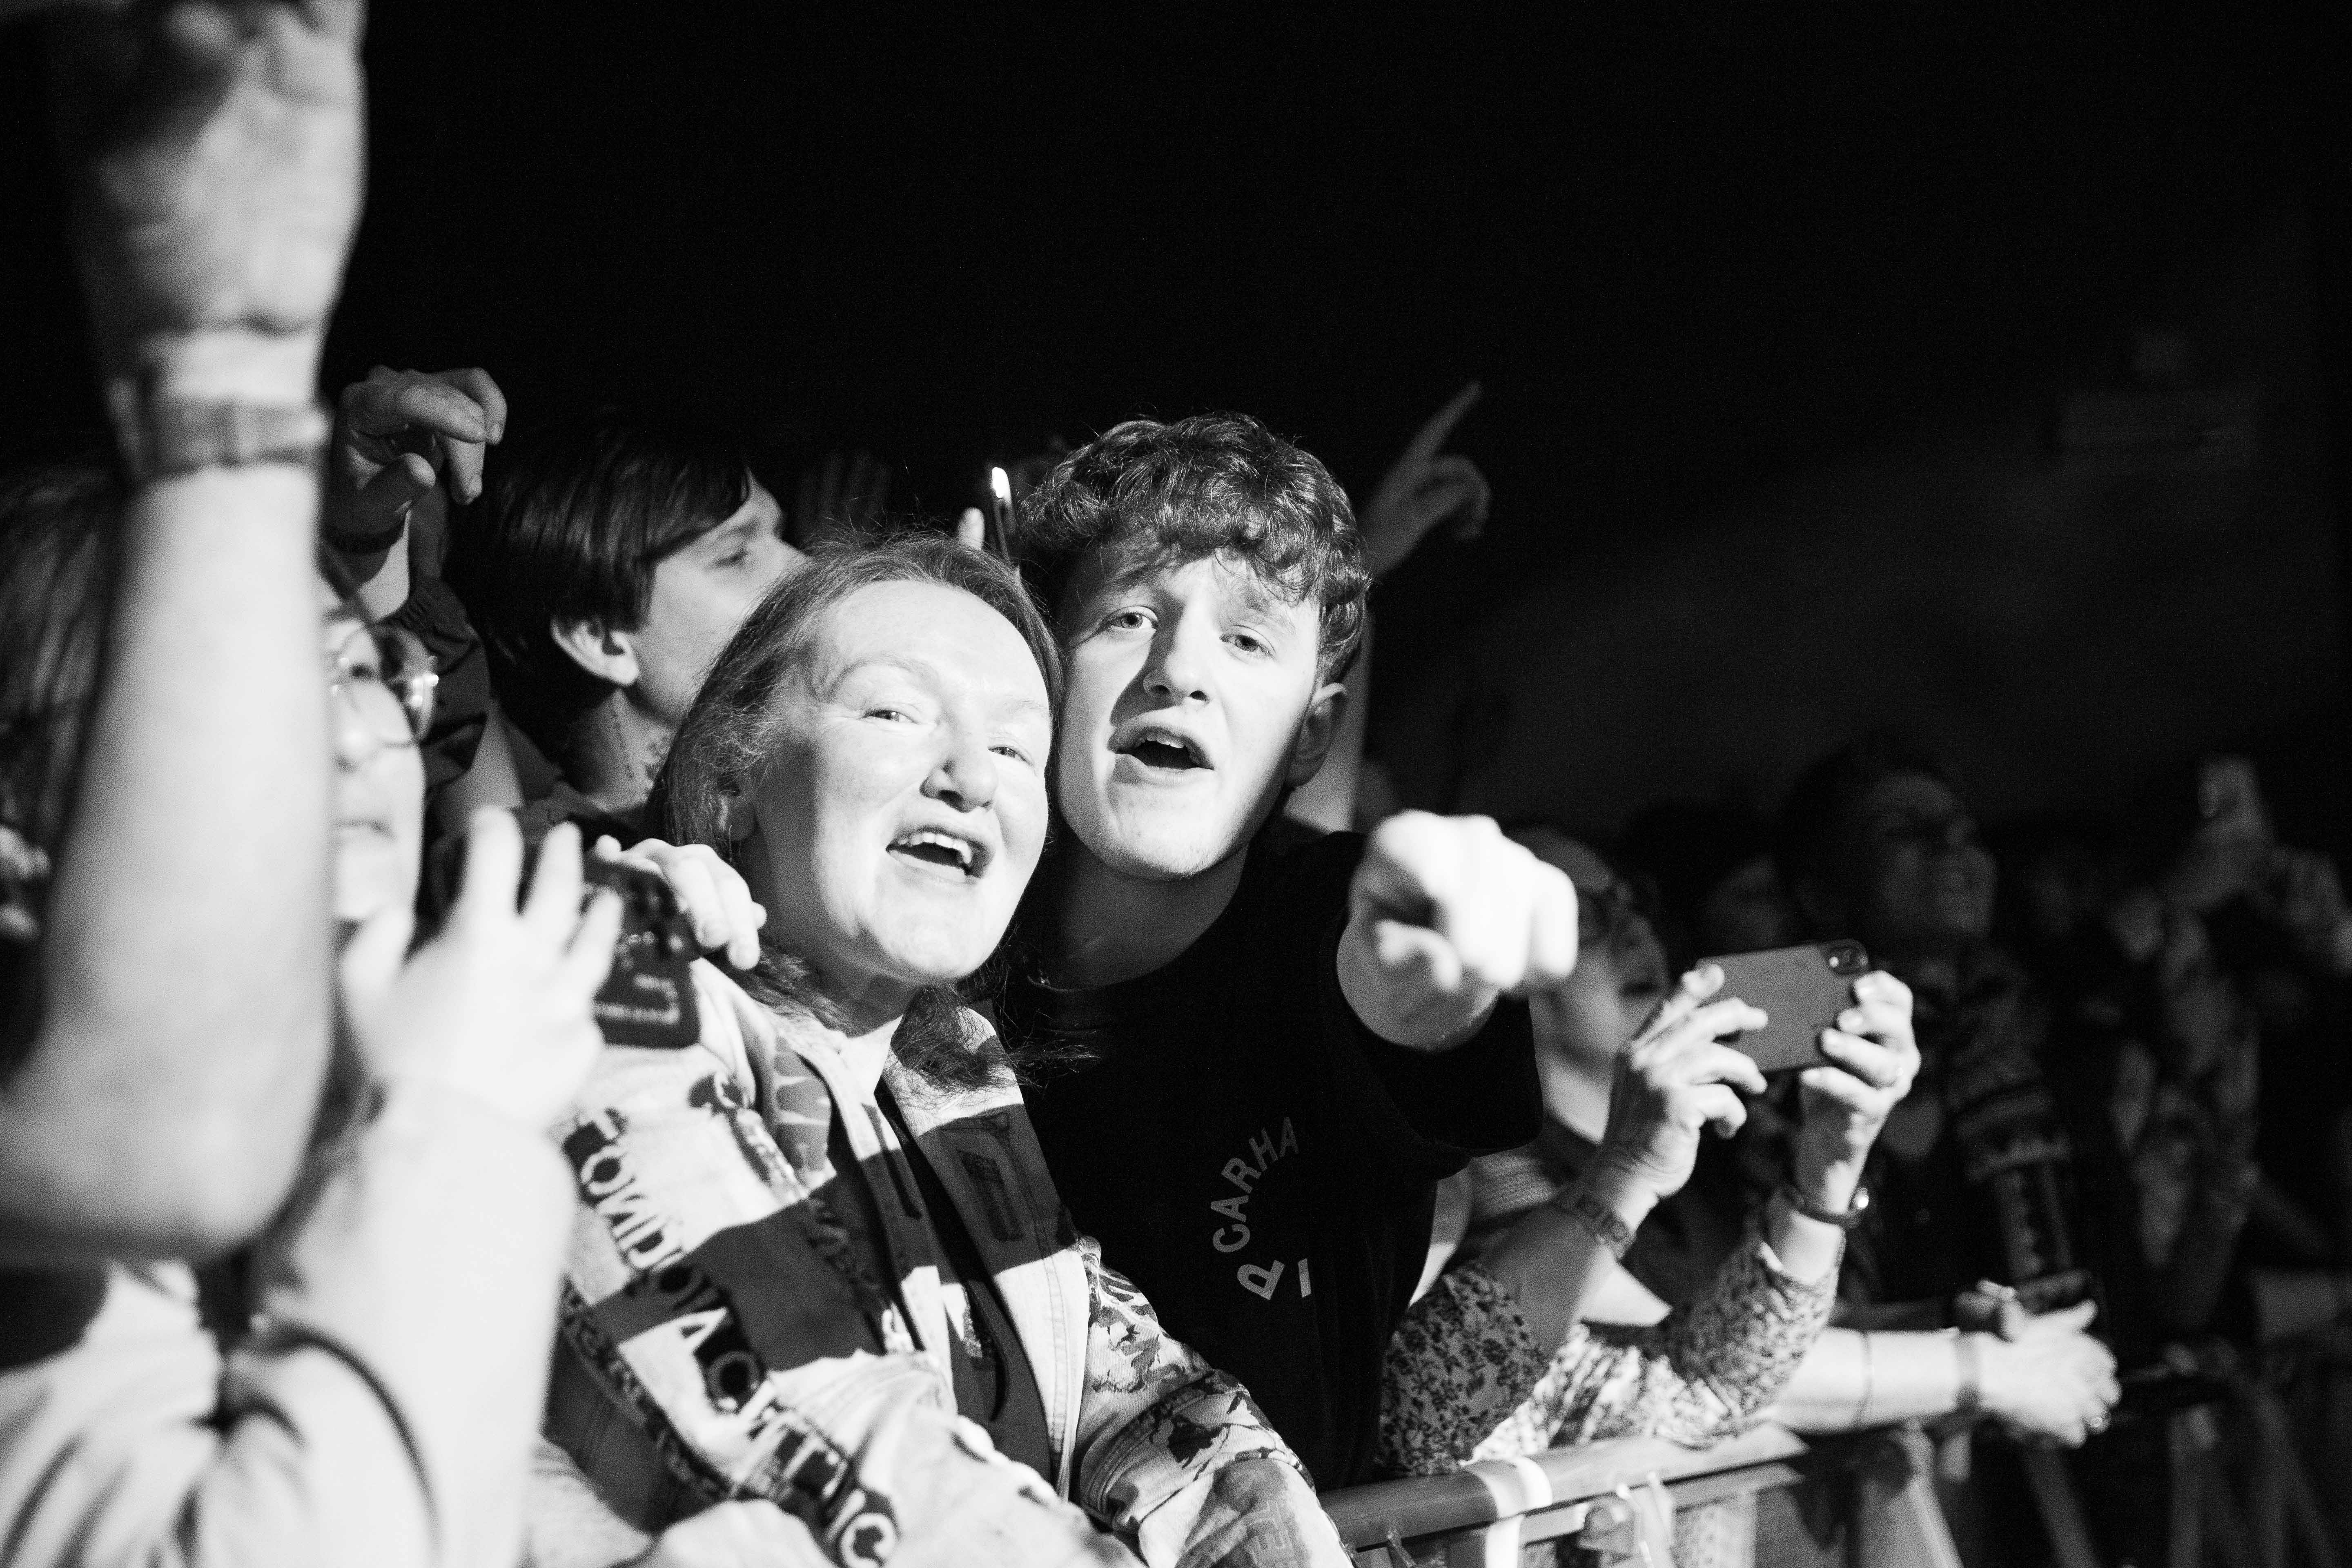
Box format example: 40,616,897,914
1696,940,1872,1072
579,856,702,1049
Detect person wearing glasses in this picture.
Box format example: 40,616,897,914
0,449,641,1566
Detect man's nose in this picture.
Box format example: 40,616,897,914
1143,622,1210,702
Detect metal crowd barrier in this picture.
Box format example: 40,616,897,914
1321,1423,1962,1568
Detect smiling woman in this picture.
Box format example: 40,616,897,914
651,532,1062,1080
545,531,1352,1567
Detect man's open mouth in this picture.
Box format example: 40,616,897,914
889,829,987,877
1116,728,1208,772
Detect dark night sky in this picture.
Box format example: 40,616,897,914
2,4,2345,676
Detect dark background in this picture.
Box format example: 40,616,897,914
4,4,2349,837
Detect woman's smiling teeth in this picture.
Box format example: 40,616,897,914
890,828,981,876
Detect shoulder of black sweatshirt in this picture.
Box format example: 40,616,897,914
416,780,646,925
1006,825,1541,1488
381,573,490,797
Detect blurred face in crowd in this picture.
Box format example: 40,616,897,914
1511,829,1671,1084
1537,908,1670,1080
1699,854,1802,956
325,592,427,927
1836,771,1996,957
734,580,1052,1008
2011,838,2106,948
1055,547,1340,882
630,479,799,726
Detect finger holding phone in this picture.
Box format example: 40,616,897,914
1788,969,1918,1217
1482,964,1768,1351
341,815,623,1131
1589,965,1770,1204
1644,948,1917,1285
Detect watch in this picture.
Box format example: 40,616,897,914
1781,1180,1871,1229
107,386,330,483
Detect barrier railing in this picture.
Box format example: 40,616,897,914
1321,1422,1962,1568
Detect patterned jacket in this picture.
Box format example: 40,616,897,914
546,961,1339,1568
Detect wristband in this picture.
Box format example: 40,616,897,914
107,383,330,484
1549,1185,1636,1259
1953,1331,1983,1414
1782,1180,1871,1230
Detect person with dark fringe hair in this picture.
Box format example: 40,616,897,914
446,406,802,845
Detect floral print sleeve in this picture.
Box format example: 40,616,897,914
1069,1238,1305,1526
1377,1229,1838,1477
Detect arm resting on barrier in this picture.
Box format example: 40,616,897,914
1378,1227,1838,1476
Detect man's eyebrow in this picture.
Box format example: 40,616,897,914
1222,574,1286,620
686,512,762,552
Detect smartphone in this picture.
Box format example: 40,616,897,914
581,857,702,1049
1696,940,1872,1074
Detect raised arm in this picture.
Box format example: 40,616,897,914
0,0,365,1263
1379,967,1920,1471
0,817,623,1568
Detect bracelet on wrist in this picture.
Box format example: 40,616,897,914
1781,1180,1871,1230
106,384,330,485
1549,1184,1637,1260
1952,1331,1983,1414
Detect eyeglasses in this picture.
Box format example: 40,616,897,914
328,622,438,748
1577,875,1642,944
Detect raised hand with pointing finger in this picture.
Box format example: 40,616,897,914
1589,964,1772,1205
1358,382,1492,579
1336,810,1581,1049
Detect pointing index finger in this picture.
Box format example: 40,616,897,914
1402,381,1483,468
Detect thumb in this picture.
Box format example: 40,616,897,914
1368,918,1465,995
1636,964,1720,1044
341,452,437,537
2038,1299,2099,1335
337,902,416,1016
956,507,986,550
1351,817,1450,928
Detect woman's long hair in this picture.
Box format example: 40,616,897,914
647,530,1063,1089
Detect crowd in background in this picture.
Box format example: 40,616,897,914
1,6,2346,1568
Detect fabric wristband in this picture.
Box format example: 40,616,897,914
107,383,330,483
1953,1331,1983,1414
1548,1185,1635,1259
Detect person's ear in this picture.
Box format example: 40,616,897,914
550,617,641,688
1284,680,1350,788
719,786,757,845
